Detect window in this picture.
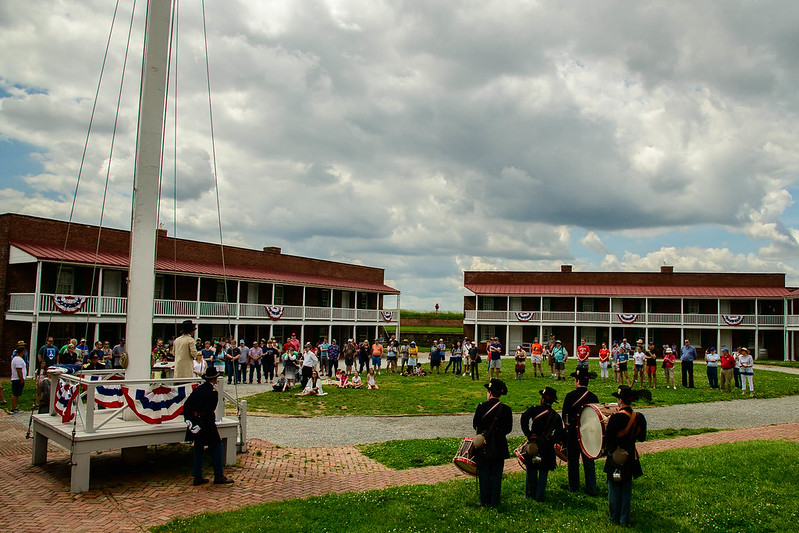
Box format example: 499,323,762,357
274,285,284,305
542,298,551,311
56,267,74,294
153,275,165,299
480,297,495,311
102,270,123,297
358,293,370,309
247,283,259,304
581,327,597,344
215,280,227,302
686,301,700,314
321,289,331,307
581,299,594,312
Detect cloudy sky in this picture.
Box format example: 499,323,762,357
2,0,799,310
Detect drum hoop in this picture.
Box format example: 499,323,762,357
578,403,605,459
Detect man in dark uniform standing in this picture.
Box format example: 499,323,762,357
604,385,647,526
183,367,234,486
472,379,513,508
520,386,564,501
563,368,599,495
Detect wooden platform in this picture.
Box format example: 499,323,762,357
32,411,239,492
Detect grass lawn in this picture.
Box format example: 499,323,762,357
241,360,799,417
151,439,799,532
399,310,464,320
357,428,721,471
756,360,799,368
0,378,38,412
390,326,465,334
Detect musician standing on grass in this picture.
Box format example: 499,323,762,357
563,369,598,495
604,385,647,526
473,379,512,508
520,386,563,502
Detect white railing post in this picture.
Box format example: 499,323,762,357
85,385,95,433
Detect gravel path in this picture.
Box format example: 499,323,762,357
225,365,799,447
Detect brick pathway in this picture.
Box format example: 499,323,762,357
2,410,797,532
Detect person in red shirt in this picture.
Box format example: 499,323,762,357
598,342,611,380
576,338,591,371
719,347,736,393
662,347,677,389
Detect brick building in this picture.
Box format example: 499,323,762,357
0,213,399,375
464,265,798,360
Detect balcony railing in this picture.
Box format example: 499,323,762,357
7,293,398,323
464,309,784,327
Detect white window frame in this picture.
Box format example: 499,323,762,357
56,267,74,294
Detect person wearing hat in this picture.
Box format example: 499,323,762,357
604,385,647,526
9,341,28,413
473,379,513,508
83,350,105,371
739,347,755,396
704,346,720,389
563,368,599,495
183,367,233,486
551,340,568,380
174,320,200,378
520,386,564,501
662,346,677,389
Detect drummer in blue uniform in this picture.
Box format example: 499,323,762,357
563,368,599,495
520,386,564,501
604,385,647,526
472,378,513,508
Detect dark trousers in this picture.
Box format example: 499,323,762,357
320,356,328,375
225,361,237,383
471,361,480,380
192,441,223,480
477,458,504,507
525,466,549,501
249,362,261,383
607,476,633,525
358,357,370,373
733,367,742,388
262,362,275,382
681,360,694,388
238,362,248,382
301,366,313,388
707,366,719,388
328,359,339,376
568,435,597,494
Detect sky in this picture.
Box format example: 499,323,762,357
2,0,799,311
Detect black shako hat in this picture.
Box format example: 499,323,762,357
612,385,635,403
201,367,221,381
539,386,558,404
484,379,508,397
181,319,196,334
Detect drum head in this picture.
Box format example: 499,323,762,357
453,457,478,476
578,404,604,459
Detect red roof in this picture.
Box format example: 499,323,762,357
464,283,790,298
11,242,399,294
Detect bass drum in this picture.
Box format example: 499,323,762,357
577,403,620,459
453,437,478,476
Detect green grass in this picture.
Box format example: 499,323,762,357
756,360,799,368
356,429,720,471
0,378,38,412
151,440,799,532
241,361,799,417
399,310,464,320
394,326,465,334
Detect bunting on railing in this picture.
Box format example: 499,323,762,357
514,311,534,322
721,315,745,326
265,306,284,320
121,383,197,424
617,313,639,324
78,374,126,408
54,380,79,423
52,295,88,314
380,311,394,321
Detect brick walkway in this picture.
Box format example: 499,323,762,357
2,411,797,532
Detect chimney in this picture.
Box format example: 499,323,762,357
263,246,281,254
561,264,573,273
660,265,674,274
157,228,168,238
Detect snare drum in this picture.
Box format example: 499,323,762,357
577,403,620,459
514,441,529,469
453,437,478,476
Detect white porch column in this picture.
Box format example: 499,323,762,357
29,261,43,377
754,298,759,358
195,277,201,319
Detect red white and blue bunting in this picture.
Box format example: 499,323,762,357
265,306,284,320
54,380,79,423
52,295,88,314
121,384,198,424
515,311,535,322
721,315,745,326
617,313,639,324
380,311,394,322
78,374,126,408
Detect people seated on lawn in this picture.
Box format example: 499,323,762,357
296,370,326,396
336,369,350,388
272,372,290,392
367,367,379,389
350,371,363,389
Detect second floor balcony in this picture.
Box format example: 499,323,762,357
7,293,399,324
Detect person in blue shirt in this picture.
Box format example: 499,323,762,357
680,339,697,388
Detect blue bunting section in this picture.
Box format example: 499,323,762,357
122,384,198,424
380,311,394,321
78,373,126,408
265,305,284,320
617,313,639,324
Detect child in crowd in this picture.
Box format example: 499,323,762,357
350,371,363,389
414,364,427,376
272,372,289,392
631,346,645,387
367,367,378,390
336,369,349,388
